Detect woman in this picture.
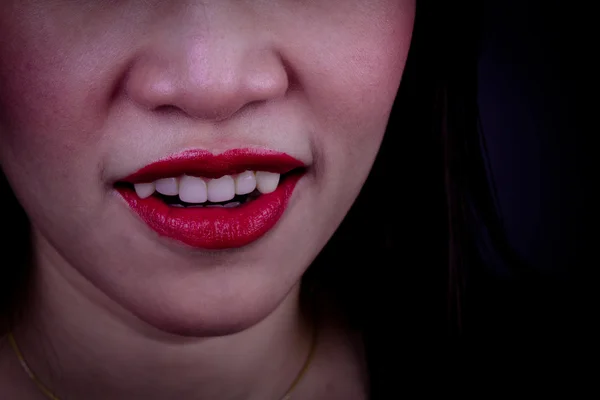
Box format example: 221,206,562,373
0,1,506,398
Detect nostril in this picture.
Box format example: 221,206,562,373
154,104,182,115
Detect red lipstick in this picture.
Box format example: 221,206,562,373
123,148,303,181
116,149,305,250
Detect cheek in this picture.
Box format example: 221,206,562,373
0,55,99,215
0,54,83,175
0,44,108,235
290,6,413,178
0,7,134,165
274,3,414,250
0,15,132,213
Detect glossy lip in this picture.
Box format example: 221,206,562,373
115,149,306,250
121,148,304,182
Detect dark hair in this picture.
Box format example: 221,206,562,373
302,0,527,392
1,0,525,394
0,168,32,333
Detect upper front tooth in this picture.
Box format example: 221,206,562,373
155,177,179,196
179,175,208,203
134,182,155,199
235,171,257,195
255,171,280,194
207,175,235,202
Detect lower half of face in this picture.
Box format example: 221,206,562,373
0,0,415,336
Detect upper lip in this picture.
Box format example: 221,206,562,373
119,148,306,183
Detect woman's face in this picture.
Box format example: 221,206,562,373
0,1,414,335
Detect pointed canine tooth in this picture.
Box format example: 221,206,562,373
155,177,179,196
207,175,235,202
179,175,208,203
134,182,155,199
255,172,280,194
235,171,257,195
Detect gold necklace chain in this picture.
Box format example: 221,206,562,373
7,327,317,400
7,333,61,400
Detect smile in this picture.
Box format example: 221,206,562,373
115,149,306,250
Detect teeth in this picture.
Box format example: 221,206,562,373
155,178,179,196
134,182,155,199
179,175,208,203
207,175,236,203
133,170,282,203
255,172,280,194
234,171,257,195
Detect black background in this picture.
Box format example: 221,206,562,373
479,0,589,278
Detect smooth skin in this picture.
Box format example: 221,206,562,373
0,1,415,399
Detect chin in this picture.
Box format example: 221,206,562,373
112,279,287,338
142,313,264,338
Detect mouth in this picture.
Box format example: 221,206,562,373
114,149,306,250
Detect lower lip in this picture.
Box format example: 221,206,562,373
116,174,302,250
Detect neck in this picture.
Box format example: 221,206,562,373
10,237,314,400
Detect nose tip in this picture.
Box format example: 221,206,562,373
124,49,289,122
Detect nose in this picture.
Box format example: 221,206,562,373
124,7,289,122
